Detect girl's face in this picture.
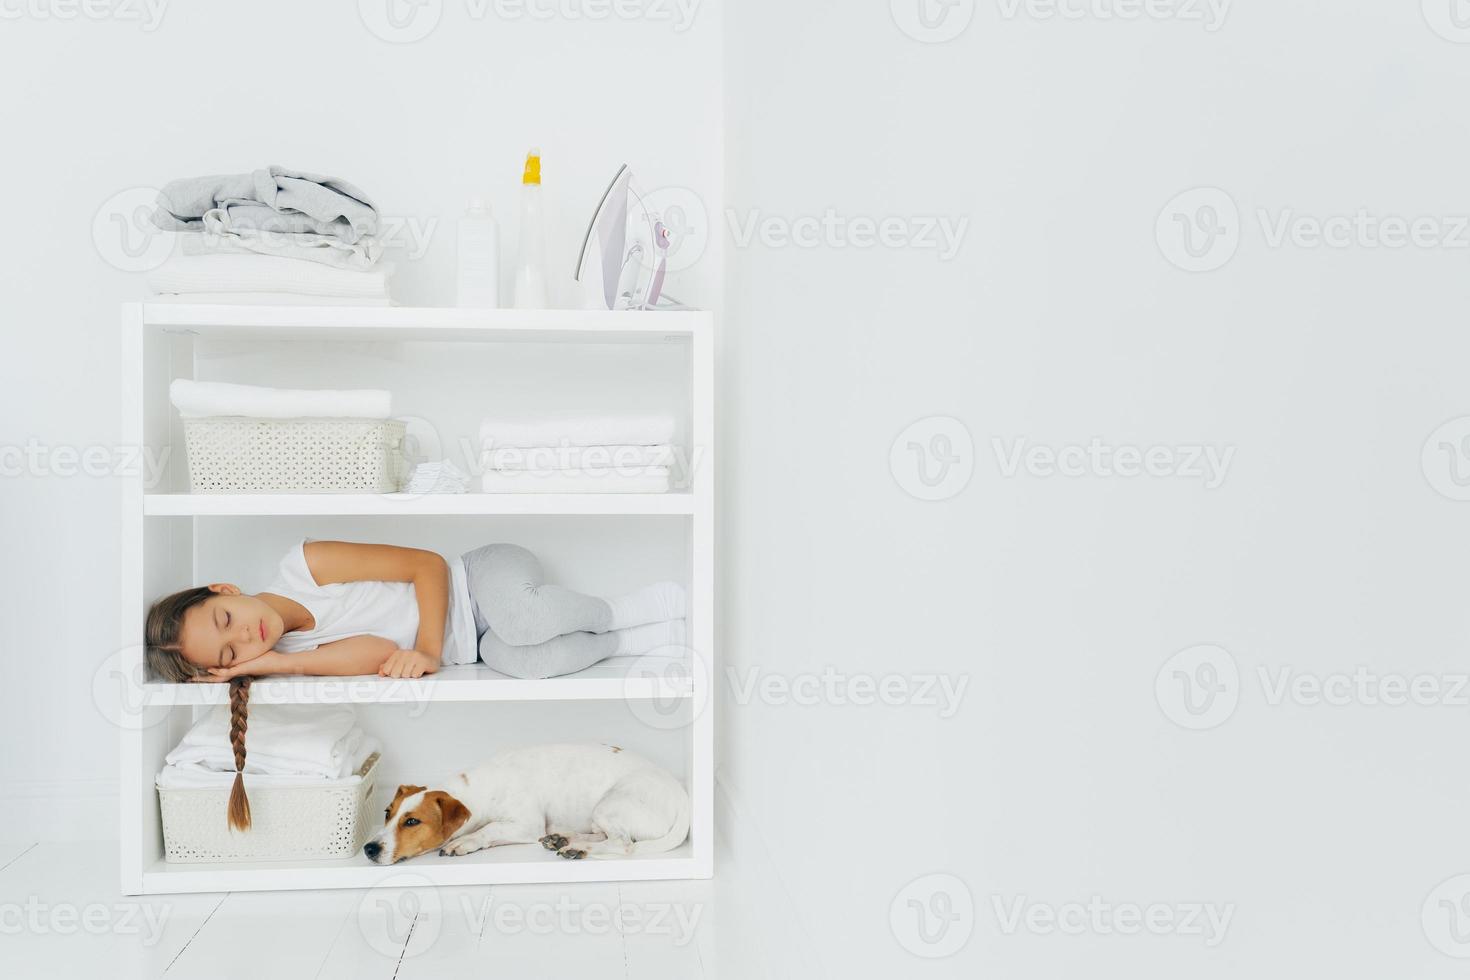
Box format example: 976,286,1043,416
177,588,283,672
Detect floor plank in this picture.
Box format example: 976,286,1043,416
163,889,360,980
618,880,709,979
410,882,629,980
0,842,223,980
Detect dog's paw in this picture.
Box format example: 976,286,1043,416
558,847,586,860
439,840,478,857
539,834,568,851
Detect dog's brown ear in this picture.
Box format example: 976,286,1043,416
386,784,427,820
432,792,470,838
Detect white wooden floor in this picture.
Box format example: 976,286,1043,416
0,836,772,980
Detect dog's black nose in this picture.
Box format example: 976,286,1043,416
363,841,382,860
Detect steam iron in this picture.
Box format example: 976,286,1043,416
574,164,686,310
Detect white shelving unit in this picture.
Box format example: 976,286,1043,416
119,303,715,895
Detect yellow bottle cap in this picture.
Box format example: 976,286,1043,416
522,149,541,185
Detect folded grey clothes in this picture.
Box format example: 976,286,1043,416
151,165,380,243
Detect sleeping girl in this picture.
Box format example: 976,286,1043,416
143,539,687,831
145,539,687,684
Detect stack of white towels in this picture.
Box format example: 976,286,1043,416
168,379,393,420
478,414,679,493
156,704,378,789
146,165,393,306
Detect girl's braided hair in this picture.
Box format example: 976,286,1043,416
145,587,255,831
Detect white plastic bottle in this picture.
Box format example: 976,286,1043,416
512,149,549,309
457,197,500,308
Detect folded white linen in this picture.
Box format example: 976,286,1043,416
147,253,391,299
149,292,392,307
170,379,392,419
186,218,385,270
156,736,379,789
406,459,471,493
479,444,675,472
165,704,362,778
478,413,676,449
480,468,672,494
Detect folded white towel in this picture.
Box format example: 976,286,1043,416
147,253,391,299
480,444,675,472
165,704,363,779
149,292,392,307
407,459,471,493
480,468,672,494
478,413,676,449
170,379,392,419
156,736,379,789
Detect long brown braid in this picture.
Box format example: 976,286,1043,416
145,587,257,832
227,676,253,831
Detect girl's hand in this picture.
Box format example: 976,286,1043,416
192,650,290,682
379,649,440,679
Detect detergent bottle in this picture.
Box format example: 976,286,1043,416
512,149,549,309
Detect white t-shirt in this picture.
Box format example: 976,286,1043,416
265,539,477,665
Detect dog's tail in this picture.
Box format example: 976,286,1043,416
622,785,691,857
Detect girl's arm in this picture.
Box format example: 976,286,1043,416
302,540,448,670
197,635,399,681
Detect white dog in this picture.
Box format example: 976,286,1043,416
362,743,690,863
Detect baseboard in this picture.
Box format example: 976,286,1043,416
4,778,120,842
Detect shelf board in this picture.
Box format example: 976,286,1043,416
138,304,707,345
143,492,695,517
139,840,703,894
141,658,694,706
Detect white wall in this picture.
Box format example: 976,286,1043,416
0,0,722,835
723,1,1470,977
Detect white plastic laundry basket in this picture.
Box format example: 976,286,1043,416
182,417,407,493
158,752,380,863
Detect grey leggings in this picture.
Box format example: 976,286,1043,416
461,544,618,679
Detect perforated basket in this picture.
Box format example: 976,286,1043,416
182,417,407,493
157,752,380,863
